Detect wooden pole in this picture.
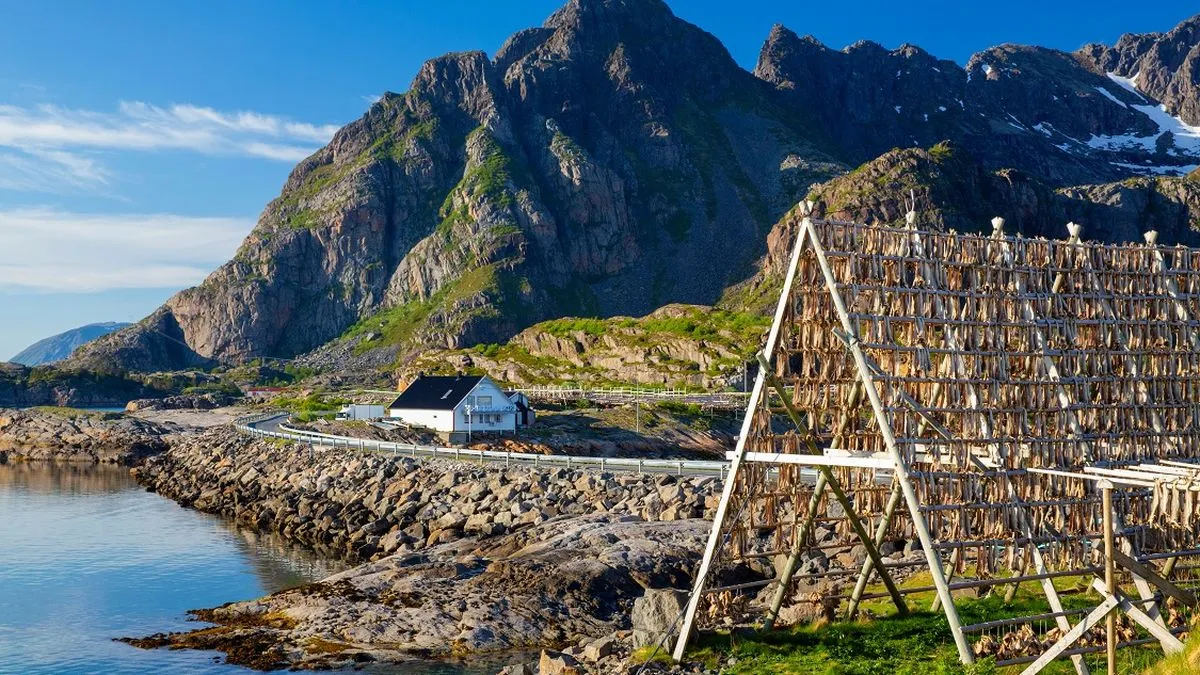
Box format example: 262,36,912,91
671,202,812,662
1103,483,1116,674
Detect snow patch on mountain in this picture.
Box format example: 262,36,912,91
1085,76,1200,159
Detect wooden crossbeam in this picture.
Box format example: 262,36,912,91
1110,550,1198,608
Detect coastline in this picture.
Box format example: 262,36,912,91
6,407,739,671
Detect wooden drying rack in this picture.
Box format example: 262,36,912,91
673,202,1200,673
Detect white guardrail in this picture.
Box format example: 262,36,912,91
513,386,749,404
234,413,731,479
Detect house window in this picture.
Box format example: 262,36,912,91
477,395,492,407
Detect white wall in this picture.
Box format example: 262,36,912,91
457,378,517,432
386,408,455,433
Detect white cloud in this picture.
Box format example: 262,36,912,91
0,208,251,292
242,141,318,162
0,148,110,192
0,100,340,193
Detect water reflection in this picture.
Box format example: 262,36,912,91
0,461,134,494
225,525,345,590
0,463,339,674
0,463,517,675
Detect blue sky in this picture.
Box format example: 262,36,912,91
1,0,1196,360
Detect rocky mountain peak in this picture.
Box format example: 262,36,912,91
68,4,1200,376
1076,13,1200,125
543,0,674,32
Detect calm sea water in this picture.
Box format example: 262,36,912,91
0,463,534,675
0,462,340,675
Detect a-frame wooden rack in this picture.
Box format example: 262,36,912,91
673,203,1200,672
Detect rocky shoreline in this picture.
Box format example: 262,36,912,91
132,427,721,563
4,411,849,672
0,407,173,464
127,515,714,671
120,427,738,671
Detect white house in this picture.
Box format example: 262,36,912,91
386,375,531,441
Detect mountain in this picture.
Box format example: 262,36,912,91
754,25,1200,182
1078,15,1200,126
11,322,130,366
791,144,1200,244
72,1,1200,377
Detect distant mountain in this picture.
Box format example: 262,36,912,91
12,322,131,366
70,0,1200,377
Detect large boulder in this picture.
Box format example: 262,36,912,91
631,588,689,650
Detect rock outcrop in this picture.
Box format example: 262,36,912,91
125,515,710,670
0,408,172,464
395,303,767,390
0,362,170,408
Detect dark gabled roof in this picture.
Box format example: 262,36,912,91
387,375,484,411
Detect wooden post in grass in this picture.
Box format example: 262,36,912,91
1102,482,1116,674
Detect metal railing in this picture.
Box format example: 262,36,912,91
513,385,750,405
233,413,730,478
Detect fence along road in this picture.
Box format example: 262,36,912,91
236,413,733,478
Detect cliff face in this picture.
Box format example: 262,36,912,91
74,0,842,372
788,145,1200,246
1078,15,1200,126
72,4,1200,374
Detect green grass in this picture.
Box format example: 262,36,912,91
540,317,610,338
270,392,350,423
929,141,955,164
536,308,768,354
340,264,503,356
26,406,107,418
437,127,517,225
1148,630,1200,674
679,573,1167,675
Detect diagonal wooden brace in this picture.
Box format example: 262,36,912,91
758,353,909,617
1020,596,1121,675
1111,550,1198,608
1091,579,1185,653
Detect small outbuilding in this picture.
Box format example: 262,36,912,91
387,374,531,441
336,404,386,421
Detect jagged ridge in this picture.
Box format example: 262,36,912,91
72,2,1200,376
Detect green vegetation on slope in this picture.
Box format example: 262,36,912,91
270,392,351,423
538,307,770,356
680,573,1165,675
342,264,503,354
398,304,770,389
1147,631,1200,675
